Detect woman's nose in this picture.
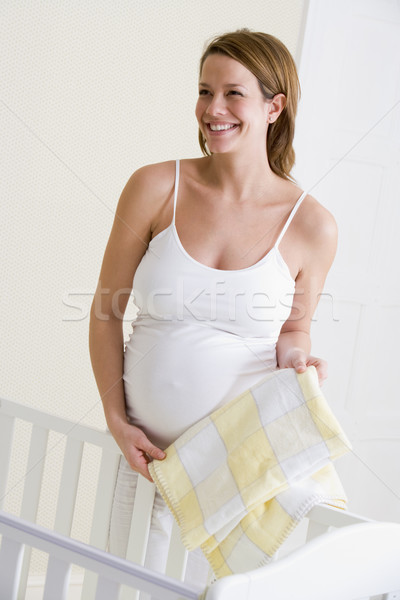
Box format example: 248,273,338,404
206,94,227,116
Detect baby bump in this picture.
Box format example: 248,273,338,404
122,322,277,449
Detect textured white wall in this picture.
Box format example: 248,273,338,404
0,0,306,577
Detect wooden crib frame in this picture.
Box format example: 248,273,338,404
1,396,400,600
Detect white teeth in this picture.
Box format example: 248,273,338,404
209,123,237,131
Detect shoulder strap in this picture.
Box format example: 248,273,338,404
274,190,308,248
172,159,180,224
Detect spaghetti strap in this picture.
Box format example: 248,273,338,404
274,190,308,248
172,159,180,224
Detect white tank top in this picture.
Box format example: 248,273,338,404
123,160,307,449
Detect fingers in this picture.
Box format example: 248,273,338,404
131,427,165,461
293,359,307,373
279,350,328,386
316,363,328,384
139,463,154,482
123,428,166,481
290,349,308,373
306,355,328,385
143,442,166,462
125,449,154,481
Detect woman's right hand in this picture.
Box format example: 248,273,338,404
113,421,166,482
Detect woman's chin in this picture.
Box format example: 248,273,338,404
206,140,239,155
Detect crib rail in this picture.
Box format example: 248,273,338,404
204,520,400,600
0,510,202,600
2,508,400,600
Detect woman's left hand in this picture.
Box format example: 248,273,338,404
280,347,328,385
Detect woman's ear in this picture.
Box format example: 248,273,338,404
266,93,287,123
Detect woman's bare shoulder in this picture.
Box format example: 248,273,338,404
111,160,178,239
125,160,177,196
124,157,208,200
298,193,338,262
301,194,337,238
116,160,178,219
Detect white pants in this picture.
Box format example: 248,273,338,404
109,456,211,597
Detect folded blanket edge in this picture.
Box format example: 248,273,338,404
149,459,200,551
201,491,348,580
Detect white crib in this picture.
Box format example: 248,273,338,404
1,396,400,600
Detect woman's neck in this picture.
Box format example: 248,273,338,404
202,152,283,203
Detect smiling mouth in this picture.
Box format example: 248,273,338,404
207,123,239,132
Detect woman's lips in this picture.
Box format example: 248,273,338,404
206,123,239,134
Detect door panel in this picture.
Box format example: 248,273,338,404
294,0,400,520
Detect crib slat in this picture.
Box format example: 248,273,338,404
43,555,71,600
54,437,84,535
95,576,120,600
0,413,16,509
20,424,49,519
126,476,156,564
0,535,24,600
80,569,98,599
81,449,121,600
119,476,156,600
88,450,121,549
165,520,188,581
18,424,49,599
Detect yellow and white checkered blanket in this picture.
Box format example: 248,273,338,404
149,366,352,578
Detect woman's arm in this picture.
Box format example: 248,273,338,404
276,198,338,384
89,163,173,480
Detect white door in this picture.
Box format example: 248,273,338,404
293,0,400,521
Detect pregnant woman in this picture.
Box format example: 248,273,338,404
89,29,336,585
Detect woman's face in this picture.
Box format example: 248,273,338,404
196,53,271,156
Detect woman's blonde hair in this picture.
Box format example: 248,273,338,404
198,29,301,182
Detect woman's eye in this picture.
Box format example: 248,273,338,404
198,89,210,96
228,90,242,96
